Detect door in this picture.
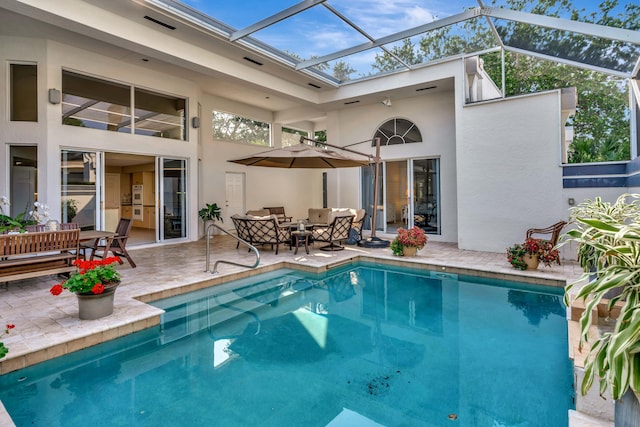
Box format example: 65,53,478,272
225,172,245,228
385,160,409,234
412,158,440,234
159,157,187,241
9,145,37,218
61,150,102,230
104,173,121,232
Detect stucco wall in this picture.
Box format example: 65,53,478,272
199,94,323,230
326,89,457,242
1,36,203,239
457,91,565,252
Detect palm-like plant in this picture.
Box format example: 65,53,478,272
562,194,640,401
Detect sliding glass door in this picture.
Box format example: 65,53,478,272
61,150,101,230
412,159,440,234
362,158,440,235
159,157,187,240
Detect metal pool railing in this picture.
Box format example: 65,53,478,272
205,222,260,274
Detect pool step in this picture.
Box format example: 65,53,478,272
161,274,322,340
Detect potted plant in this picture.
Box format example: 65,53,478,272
561,194,640,422
62,198,78,222
392,226,428,256
0,196,48,233
198,203,223,235
0,323,15,359
506,237,560,270
50,257,122,320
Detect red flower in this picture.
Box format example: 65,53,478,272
50,284,64,296
5,324,14,330
91,283,105,294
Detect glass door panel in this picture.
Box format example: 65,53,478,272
412,158,440,235
9,145,37,217
160,158,187,240
61,150,100,230
385,160,408,234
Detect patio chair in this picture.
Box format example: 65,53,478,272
349,212,368,243
525,221,567,246
264,207,292,223
233,215,291,255
312,215,354,251
25,222,78,232
84,218,136,268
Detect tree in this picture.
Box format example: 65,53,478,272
377,0,637,163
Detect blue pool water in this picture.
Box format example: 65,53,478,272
0,263,574,426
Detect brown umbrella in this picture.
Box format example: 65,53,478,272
228,138,389,248
228,142,370,169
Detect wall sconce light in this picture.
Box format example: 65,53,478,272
191,117,200,128
381,97,392,107
48,88,61,104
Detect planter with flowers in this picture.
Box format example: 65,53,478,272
392,226,428,256
0,323,15,359
506,237,560,270
0,196,50,233
50,257,122,320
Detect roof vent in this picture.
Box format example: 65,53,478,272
143,16,176,30
344,100,360,105
308,83,321,89
416,86,437,92
243,56,263,66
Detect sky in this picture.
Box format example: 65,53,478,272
179,0,632,77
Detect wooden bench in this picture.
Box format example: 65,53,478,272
0,229,80,285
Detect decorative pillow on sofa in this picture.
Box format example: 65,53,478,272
308,208,331,225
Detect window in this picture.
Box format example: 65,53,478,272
373,118,422,146
281,127,308,147
62,71,130,132
134,88,186,140
213,111,270,146
62,70,187,140
10,64,37,121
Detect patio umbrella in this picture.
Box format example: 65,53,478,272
228,142,370,169
228,137,389,248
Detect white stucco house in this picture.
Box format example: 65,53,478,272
0,1,638,255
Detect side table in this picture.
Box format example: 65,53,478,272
291,230,313,255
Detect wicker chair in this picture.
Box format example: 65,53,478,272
525,221,567,246
312,215,354,251
232,215,291,255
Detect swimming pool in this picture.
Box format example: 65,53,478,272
0,263,574,426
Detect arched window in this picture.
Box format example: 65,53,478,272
372,118,422,146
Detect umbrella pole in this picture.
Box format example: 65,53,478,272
298,136,389,248
359,137,389,248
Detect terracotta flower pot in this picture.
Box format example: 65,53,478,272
523,254,540,270
402,246,418,256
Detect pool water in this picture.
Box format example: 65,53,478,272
0,263,574,426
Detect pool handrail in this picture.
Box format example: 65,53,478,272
206,222,260,274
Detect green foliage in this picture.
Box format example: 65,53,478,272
506,243,528,270
561,194,640,400
198,203,223,222
390,237,404,256
372,0,636,163
52,258,121,295
62,198,78,221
